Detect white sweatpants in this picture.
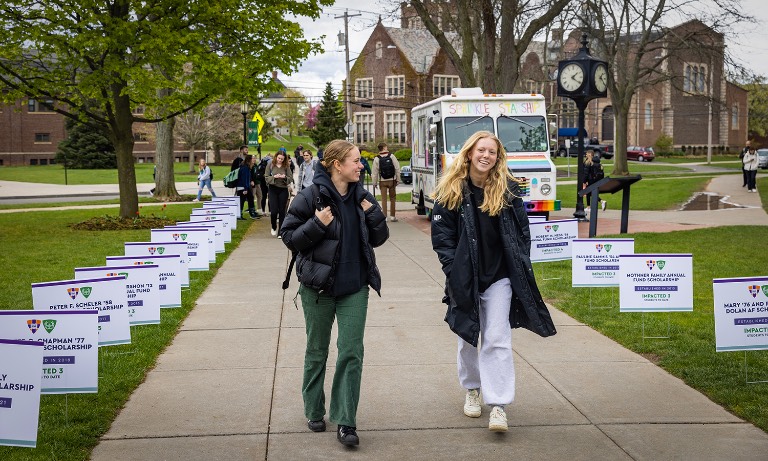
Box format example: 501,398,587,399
457,277,515,406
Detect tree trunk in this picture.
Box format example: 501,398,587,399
154,117,180,199
111,84,139,218
613,104,630,176
188,144,196,173
214,145,222,165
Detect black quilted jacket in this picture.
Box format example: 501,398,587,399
280,165,389,295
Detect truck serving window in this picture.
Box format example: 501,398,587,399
444,116,494,153
497,115,549,153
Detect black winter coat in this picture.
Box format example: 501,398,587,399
431,180,557,346
280,165,389,295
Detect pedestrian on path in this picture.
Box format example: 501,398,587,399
430,130,557,433
297,149,317,192
371,142,400,222
236,155,258,219
280,139,389,447
265,151,294,236
583,149,606,212
743,146,759,192
193,159,216,202
740,141,751,188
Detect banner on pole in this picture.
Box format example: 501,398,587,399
32,276,131,347
0,339,43,448
619,254,693,312
572,239,635,287
0,310,98,394
75,265,161,325
713,276,768,352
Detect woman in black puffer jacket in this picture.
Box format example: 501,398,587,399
280,139,388,447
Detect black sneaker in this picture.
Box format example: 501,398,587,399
337,425,359,446
307,419,326,432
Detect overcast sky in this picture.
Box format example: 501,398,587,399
282,0,768,102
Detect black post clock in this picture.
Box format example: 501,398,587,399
557,33,608,220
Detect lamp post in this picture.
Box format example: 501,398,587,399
240,102,249,147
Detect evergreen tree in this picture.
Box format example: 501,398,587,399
309,82,346,147
55,119,116,169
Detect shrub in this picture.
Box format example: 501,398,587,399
393,148,412,162
654,133,674,153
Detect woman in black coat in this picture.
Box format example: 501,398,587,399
431,131,556,433
280,139,388,447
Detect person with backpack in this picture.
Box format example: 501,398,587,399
583,150,606,212
193,158,217,202
280,139,389,447
231,145,248,171
236,154,258,220
255,155,271,214
371,142,400,222
265,151,294,236
249,158,264,217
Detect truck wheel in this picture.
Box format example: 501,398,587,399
416,192,426,215
558,148,567,158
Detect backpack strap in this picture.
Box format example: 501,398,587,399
282,184,321,290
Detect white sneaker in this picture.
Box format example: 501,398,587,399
488,406,508,432
270,228,277,236
192,198,199,202
463,389,482,418
389,216,398,222
601,200,607,211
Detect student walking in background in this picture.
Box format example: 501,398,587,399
193,158,216,202
236,155,258,219
371,142,400,222
265,151,294,236
297,149,317,192
280,139,389,447
430,131,556,433
743,146,759,192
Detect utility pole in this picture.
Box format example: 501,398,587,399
336,9,361,142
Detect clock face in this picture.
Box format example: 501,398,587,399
559,63,584,92
594,63,608,93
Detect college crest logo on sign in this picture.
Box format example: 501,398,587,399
43,319,57,333
27,319,41,333
81,286,92,298
67,287,80,299
646,260,656,270
544,225,552,232
763,286,768,298
157,247,165,254
181,233,188,241
106,272,118,277
749,285,761,298
172,233,180,241
119,272,129,279
657,260,666,270
552,225,559,232
148,247,157,255
595,244,604,252
604,244,612,253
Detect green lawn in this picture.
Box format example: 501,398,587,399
534,225,768,434
0,206,253,460
0,163,238,185
655,155,741,164
256,135,316,155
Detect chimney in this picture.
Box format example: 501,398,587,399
272,70,277,80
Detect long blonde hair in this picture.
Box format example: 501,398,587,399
433,131,516,216
583,149,595,166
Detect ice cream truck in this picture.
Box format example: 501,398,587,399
410,88,560,219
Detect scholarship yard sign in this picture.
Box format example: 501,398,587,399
619,254,693,312
152,228,210,271
75,265,161,325
572,239,635,287
191,208,234,240
32,276,131,346
106,255,181,308
529,219,578,262
0,310,98,394
125,241,190,287
0,339,43,448
713,276,768,352
164,226,216,262
187,215,231,244
173,221,224,254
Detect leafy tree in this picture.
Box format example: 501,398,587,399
273,89,308,140
741,77,768,138
309,83,346,147
0,0,330,217
305,104,319,130
55,119,116,169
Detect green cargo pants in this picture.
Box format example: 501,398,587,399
299,284,370,427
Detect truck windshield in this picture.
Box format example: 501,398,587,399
444,116,495,153
497,115,549,153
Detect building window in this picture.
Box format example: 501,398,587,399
732,104,739,129
644,102,653,129
28,99,54,113
683,63,707,94
524,80,545,94
132,106,145,115
433,75,460,97
354,112,375,143
385,75,405,99
40,159,48,165
560,99,577,128
355,78,373,100
375,41,383,59
133,132,148,142
30,159,38,165
385,111,407,144
34,133,51,143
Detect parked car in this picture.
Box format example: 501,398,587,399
400,164,412,184
757,148,768,169
626,146,655,162
557,137,614,159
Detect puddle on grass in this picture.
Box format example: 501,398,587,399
679,192,744,211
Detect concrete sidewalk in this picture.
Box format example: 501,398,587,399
90,212,768,461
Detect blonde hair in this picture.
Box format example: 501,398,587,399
321,139,356,171
432,131,516,216
584,149,594,166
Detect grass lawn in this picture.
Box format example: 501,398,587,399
534,225,768,434
256,135,316,155
0,205,253,460
0,196,203,211
0,163,238,185
556,175,711,211
655,155,741,164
